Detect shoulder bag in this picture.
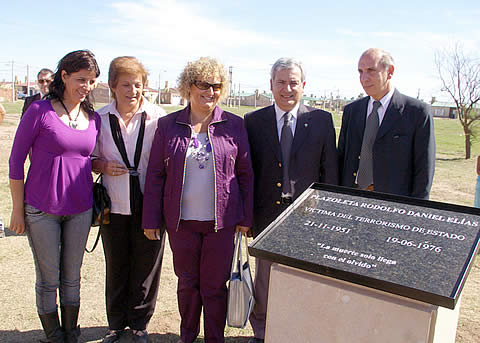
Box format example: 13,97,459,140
227,232,256,328
86,173,111,253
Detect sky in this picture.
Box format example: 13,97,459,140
1,0,480,102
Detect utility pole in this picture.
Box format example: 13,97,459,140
228,66,233,106
158,72,161,105
11,61,14,102
233,83,236,108
26,64,30,96
158,70,166,104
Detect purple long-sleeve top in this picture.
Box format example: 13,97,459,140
9,100,101,215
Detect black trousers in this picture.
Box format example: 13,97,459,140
101,213,165,330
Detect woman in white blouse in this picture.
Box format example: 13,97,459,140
92,56,166,343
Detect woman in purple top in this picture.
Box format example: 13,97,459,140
9,50,100,343
142,57,254,343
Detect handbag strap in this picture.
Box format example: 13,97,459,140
85,174,104,253
230,232,242,275
243,233,250,267
109,112,146,220
108,112,146,171
230,232,251,276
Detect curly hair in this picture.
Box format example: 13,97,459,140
47,50,100,114
177,57,229,102
108,56,149,99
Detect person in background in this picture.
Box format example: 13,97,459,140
9,50,100,343
142,57,253,343
0,103,5,124
22,68,54,117
244,57,338,343
92,56,167,343
475,156,480,208
338,48,435,199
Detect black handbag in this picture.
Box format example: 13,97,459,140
86,173,111,253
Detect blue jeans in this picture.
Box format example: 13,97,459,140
25,203,92,314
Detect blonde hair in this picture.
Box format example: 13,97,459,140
108,56,149,98
177,57,229,101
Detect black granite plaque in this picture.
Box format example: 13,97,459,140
249,183,480,309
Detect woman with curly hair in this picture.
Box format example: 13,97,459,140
142,57,254,343
9,50,100,343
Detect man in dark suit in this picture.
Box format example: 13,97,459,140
21,68,54,117
244,58,338,343
338,48,435,199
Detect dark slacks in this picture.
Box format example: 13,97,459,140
249,257,273,339
167,220,235,343
101,213,165,331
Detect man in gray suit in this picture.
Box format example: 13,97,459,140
338,48,435,199
244,58,338,343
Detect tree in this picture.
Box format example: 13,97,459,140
435,42,480,159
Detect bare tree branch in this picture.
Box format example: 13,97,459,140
435,42,480,159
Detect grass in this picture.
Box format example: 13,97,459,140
0,101,479,342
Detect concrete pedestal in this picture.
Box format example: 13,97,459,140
265,263,460,343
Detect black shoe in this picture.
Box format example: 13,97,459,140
133,330,148,343
60,305,80,343
39,311,64,343
248,338,264,343
102,329,124,343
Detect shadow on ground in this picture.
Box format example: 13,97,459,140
0,329,251,343
436,157,465,161
0,326,107,343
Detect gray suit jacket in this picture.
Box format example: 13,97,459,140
338,89,435,199
245,104,338,237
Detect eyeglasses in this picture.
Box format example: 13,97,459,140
194,80,222,91
38,79,52,84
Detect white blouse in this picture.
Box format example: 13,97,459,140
94,97,166,215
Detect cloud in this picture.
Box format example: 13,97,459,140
108,0,270,56
97,0,480,97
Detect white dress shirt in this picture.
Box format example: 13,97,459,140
355,88,396,183
366,88,395,125
94,97,166,215
275,102,300,140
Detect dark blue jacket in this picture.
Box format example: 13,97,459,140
338,89,435,199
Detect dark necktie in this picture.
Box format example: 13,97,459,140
357,101,381,189
280,112,293,195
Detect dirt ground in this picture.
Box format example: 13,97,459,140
0,112,479,342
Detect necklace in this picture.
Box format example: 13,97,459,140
59,99,82,129
189,132,212,169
